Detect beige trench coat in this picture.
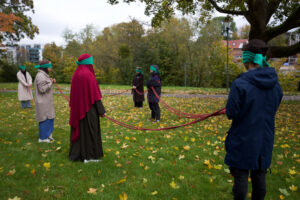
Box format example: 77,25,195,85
17,71,33,101
34,69,55,122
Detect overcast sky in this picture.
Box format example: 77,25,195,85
19,0,248,46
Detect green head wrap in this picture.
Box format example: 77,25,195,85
136,68,143,74
242,51,270,67
76,56,93,65
19,65,26,70
34,63,53,69
150,65,161,74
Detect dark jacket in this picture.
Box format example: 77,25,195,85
132,73,144,102
225,67,283,170
147,72,161,103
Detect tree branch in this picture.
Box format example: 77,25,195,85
267,0,281,22
264,5,300,41
207,0,246,15
267,41,300,58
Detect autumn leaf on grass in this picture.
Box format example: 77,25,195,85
204,160,213,169
289,185,298,192
6,169,16,176
178,154,185,160
116,178,127,184
87,188,97,195
31,169,36,176
170,181,180,189
279,188,290,196
214,164,222,170
43,162,50,171
119,192,128,200
178,175,184,180
121,143,128,149
8,196,21,200
280,195,285,200
288,169,297,175
151,190,158,195
183,145,190,151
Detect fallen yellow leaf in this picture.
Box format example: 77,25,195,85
8,196,21,200
170,181,180,189
289,185,298,192
6,169,16,176
119,192,128,200
43,162,50,171
151,190,158,195
87,188,97,195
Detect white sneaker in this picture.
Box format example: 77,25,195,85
48,135,55,141
38,138,51,143
84,159,102,163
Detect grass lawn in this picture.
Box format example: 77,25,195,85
0,86,299,199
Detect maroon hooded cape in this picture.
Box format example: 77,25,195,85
69,54,102,143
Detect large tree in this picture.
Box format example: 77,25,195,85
0,0,39,44
107,0,300,58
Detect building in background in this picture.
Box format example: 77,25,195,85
222,39,248,61
17,44,42,64
0,45,17,63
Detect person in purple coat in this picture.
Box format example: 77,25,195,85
147,65,161,122
225,39,283,200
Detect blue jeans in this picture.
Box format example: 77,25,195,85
21,101,31,109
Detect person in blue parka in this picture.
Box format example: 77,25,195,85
225,39,283,200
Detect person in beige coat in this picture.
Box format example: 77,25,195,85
34,60,56,143
17,65,33,109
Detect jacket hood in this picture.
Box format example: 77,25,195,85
241,67,278,89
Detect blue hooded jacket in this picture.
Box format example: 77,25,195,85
225,67,283,170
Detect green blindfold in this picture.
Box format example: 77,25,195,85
76,56,93,65
35,63,53,69
136,69,143,74
242,51,270,67
19,65,26,70
150,65,161,74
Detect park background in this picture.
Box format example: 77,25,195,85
0,0,300,200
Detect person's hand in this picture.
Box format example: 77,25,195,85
28,84,32,87
132,86,136,89
100,114,106,118
51,78,56,83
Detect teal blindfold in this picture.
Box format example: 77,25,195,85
150,65,161,74
136,69,143,74
242,51,270,67
35,63,53,69
76,56,93,65
19,65,26,70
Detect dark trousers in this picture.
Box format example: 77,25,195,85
230,167,267,200
149,102,160,120
134,101,143,108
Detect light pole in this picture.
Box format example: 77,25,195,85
224,16,231,92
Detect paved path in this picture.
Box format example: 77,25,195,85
1,90,300,101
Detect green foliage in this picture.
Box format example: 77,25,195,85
271,59,300,92
0,59,18,82
107,0,300,58
0,0,39,44
41,17,243,88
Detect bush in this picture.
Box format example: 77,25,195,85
0,59,18,82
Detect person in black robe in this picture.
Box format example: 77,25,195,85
69,53,105,163
132,67,145,108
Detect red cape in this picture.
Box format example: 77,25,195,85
69,54,102,143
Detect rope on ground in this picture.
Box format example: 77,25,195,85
54,83,226,131
150,87,213,119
